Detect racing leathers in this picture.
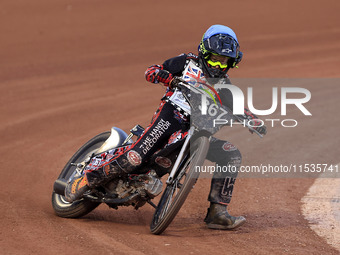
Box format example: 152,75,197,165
79,52,264,206
145,52,265,204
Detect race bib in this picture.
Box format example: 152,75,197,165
182,61,207,87
182,61,215,97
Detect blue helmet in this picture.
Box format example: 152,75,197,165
198,25,243,78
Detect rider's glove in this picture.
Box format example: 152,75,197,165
243,108,267,135
156,70,174,86
249,119,267,135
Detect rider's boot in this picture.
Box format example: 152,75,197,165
64,160,128,202
64,175,90,202
204,203,246,230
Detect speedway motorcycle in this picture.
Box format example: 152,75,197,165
52,63,261,235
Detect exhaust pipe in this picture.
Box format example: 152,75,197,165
53,179,68,196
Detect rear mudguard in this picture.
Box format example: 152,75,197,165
96,127,132,154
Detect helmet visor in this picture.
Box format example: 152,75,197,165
203,34,239,58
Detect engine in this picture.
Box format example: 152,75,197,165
104,170,163,209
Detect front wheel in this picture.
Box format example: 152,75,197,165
51,132,111,218
150,136,210,235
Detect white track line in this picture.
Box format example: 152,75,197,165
301,164,340,252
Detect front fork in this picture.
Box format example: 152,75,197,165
166,126,195,185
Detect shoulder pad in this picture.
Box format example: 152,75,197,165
186,52,198,60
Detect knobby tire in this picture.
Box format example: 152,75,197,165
150,136,210,235
51,132,111,218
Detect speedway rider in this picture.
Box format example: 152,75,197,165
65,24,267,230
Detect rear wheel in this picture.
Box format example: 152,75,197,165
150,136,210,235
51,132,110,218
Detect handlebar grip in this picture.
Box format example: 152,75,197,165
170,76,188,88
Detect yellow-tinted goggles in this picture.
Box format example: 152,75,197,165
206,59,228,69
206,53,229,69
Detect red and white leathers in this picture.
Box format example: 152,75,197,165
85,52,260,205
145,53,257,204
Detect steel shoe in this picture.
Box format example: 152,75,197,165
64,176,90,202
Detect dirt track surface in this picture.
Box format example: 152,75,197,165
1,1,340,254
